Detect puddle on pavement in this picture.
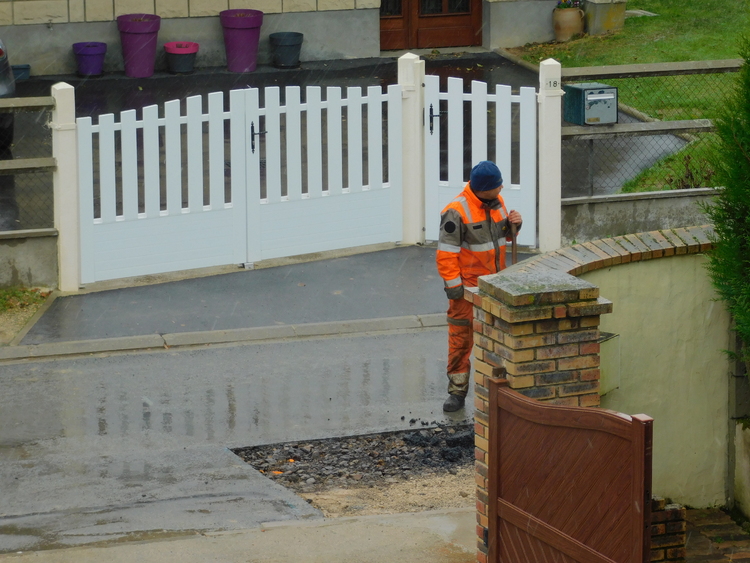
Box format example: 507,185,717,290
0,524,203,554
0,525,53,553
1,333,453,447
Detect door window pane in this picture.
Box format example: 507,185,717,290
448,0,469,12
380,0,402,16
421,0,442,14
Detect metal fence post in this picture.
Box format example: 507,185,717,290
398,53,425,245
51,82,80,292
538,58,564,252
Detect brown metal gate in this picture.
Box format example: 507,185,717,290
487,379,653,563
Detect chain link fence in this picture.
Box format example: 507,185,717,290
561,61,740,196
0,108,53,232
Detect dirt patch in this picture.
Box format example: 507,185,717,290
0,301,44,345
234,424,476,517
297,466,475,517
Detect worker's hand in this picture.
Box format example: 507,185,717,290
444,285,465,300
508,210,522,225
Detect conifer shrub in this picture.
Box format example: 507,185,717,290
703,38,750,368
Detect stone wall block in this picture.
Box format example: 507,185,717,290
591,239,624,264
14,0,69,23
582,241,614,267
504,332,557,350
479,269,598,306
498,303,554,323
624,234,653,260
611,235,641,259
567,297,613,317
0,3,11,24
557,329,600,344
496,318,536,336
660,230,688,255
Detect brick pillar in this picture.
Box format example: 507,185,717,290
471,269,612,562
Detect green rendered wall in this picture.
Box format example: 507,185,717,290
582,254,732,507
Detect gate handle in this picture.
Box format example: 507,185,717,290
251,121,267,154
428,104,447,135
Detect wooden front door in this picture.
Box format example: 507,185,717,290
487,379,653,563
380,0,482,51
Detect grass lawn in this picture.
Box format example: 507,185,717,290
0,287,47,312
509,0,750,66
507,0,749,192
620,134,719,192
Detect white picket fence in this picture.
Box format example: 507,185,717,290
77,85,403,283
70,58,541,285
423,76,537,246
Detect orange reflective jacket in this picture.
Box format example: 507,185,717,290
436,183,517,291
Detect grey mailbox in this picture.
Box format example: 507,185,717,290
563,82,618,125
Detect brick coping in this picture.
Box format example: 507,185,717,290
506,226,715,277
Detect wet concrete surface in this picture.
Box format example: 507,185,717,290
1,244,522,552
4,329,466,448
0,327,469,552
21,246,446,344
0,509,477,563
0,246,528,552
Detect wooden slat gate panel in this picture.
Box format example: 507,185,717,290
488,379,653,563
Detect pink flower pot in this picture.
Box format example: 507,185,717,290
164,41,199,74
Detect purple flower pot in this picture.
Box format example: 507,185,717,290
73,42,107,76
220,9,263,73
117,13,161,78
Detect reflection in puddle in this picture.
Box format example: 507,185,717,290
2,333,450,448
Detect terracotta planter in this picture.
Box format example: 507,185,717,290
553,7,584,42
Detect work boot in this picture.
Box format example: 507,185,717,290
443,394,465,412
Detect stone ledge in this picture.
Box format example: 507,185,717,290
498,226,715,280
477,269,599,308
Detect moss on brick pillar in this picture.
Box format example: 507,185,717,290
471,268,612,560
471,268,611,404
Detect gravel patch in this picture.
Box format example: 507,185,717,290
233,423,475,495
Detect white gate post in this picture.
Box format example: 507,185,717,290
51,82,80,292
537,58,564,252
398,53,425,245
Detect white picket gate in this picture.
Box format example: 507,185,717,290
74,69,539,285
76,84,403,283
423,76,537,247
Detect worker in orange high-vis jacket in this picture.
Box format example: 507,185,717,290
436,161,522,412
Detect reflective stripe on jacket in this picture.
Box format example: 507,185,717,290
436,183,515,289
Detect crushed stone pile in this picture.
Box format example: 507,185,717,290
234,423,474,493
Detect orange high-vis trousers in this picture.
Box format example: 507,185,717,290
446,296,474,397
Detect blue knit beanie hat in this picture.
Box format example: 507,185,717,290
470,161,503,192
